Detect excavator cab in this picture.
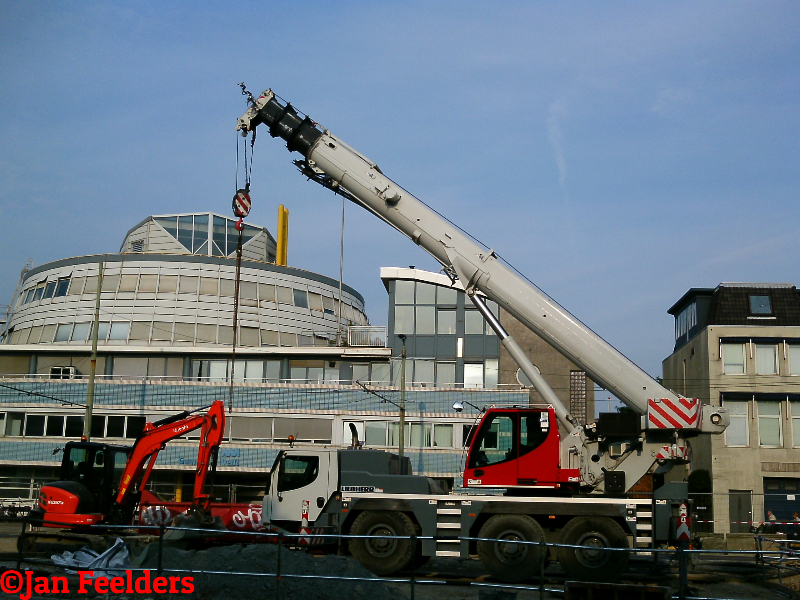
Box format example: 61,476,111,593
59,442,131,514
463,407,579,491
34,441,132,527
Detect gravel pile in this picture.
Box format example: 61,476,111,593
138,543,398,600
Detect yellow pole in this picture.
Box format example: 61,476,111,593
280,206,289,265
276,205,287,266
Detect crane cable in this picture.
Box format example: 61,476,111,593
230,87,257,413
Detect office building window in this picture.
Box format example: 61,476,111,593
674,302,697,341
725,400,749,447
437,309,456,334
756,344,778,375
415,306,435,334
55,324,72,342
54,278,70,297
485,359,499,389
108,322,130,341
71,323,91,343
67,277,84,296
465,310,485,335
293,288,308,308
118,274,138,293
758,401,781,447
25,415,46,436
789,346,800,375
416,283,436,305
435,362,456,387
352,363,370,383
46,415,65,436
464,363,484,388
749,295,772,315
413,359,435,386
436,286,458,305
722,343,745,374
276,286,293,305
792,401,800,448
138,274,158,294
364,421,387,446
434,424,454,447
43,281,57,300
395,280,415,305
395,305,414,335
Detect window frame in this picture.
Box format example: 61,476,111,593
749,294,772,315
757,400,782,448
721,342,746,375
724,399,749,447
755,344,778,375
792,401,800,448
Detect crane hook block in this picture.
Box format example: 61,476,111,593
233,189,252,218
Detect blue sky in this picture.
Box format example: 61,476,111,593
1,2,798,378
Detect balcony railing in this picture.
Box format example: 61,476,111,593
347,326,386,348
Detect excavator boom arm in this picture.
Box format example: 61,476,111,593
114,400,226,505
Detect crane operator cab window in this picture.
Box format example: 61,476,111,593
277,455,320,493
519,411,550,457
468,410,551,468
469,414,514,468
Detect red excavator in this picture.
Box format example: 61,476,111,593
31,400,225,529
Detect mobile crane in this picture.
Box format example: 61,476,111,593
236,89,729,581
30,400,226,530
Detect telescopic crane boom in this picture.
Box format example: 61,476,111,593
237,90,728,493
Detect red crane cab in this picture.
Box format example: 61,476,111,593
463,407,581,491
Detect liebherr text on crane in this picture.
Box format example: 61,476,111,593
236,89,729,582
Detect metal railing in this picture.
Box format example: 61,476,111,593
5,518,798,600
347,326,387,348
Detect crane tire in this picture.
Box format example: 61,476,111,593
477,514,546,583
348,510,415,576
558,516,629,582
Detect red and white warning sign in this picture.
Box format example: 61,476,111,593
647,398,700,429
232,189,252,218
676,502,691,540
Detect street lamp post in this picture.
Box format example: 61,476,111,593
398,334,407,468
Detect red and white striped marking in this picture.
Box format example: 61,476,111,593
232,189,251,218
299,499,311,544
655,444,689,461
647,398,700,429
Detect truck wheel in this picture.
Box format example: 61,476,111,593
477,515,546,583
348,510,415,576
558,516,629,582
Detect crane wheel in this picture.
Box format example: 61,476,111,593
477,514,546,583
348,510,415,576
558,516,629,582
